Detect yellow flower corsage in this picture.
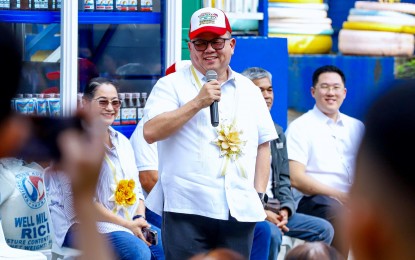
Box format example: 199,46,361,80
212,122,247,177
109,179,136,212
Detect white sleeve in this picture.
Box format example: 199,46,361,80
285,120,309,165
130,120,158,172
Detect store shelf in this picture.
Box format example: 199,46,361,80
0,10,161,24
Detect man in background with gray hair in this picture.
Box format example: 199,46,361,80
242,67,334,260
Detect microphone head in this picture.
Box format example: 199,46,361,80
206,70,218,82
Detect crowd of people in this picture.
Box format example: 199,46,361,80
1,6,415,260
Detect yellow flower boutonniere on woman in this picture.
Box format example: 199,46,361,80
109,179,136,217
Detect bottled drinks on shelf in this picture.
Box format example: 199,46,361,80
132,92,141,122
46,93,60,117
11,92,147,124
11,93,63,117
32,0,49,10
84,0,94,11
105,0,114,11
13,93,37,115
116,0,136,12
6,0,59,10
95,0,104,11
140,92,147,108
137,92,147,122
128,0,137,11
10,0,32,10
113,93,123,126
115,0,126,11
139,0,152,12
4,0,151,11
96,0,114,11
120,92,137,125
0,1,11,9
36,93,48,116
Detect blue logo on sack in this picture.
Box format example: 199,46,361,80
16,172,46,209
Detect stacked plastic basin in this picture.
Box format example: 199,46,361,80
268,0,333,54
338,1,415,56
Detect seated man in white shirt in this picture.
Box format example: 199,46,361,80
285,65,365,257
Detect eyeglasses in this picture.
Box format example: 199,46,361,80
317,84,345,93
191,38,231,51
93,98,122,109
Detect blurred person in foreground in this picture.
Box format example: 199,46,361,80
284,241,344,260
0,24,113,260
285,65,365,257
242,67,334,260
142,7,277,259
190,248,246,260
349,81,415,260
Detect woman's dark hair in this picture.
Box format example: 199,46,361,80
285,242,344,260
312,65,346,87
83,77,119,99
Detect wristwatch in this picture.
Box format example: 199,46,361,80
258,192,268,207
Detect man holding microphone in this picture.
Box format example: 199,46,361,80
142,7,277,260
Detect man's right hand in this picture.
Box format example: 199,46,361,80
195,80,221,109
265,209,289,233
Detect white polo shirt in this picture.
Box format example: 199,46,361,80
286,105,365,203
130,119,158,198
144,66,277,222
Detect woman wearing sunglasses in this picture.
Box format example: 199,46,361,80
48,77,164,260
83,77,164,260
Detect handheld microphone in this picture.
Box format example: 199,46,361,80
206,70,219,127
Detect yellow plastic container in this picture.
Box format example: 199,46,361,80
343,21,415,34
269,34,332,54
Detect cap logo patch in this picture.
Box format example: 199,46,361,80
198,12,218,26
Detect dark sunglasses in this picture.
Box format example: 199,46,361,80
191,37,231,51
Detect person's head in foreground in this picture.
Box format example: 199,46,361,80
189,248,246,260
285,241,344,260
349,80,415,260
188,7,235,79
241,67,273,111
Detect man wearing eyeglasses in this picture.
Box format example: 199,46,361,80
142,7,277,260
285,65,365,258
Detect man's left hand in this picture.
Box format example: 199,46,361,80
277,208,289,233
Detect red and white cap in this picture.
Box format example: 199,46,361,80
189,7,232,40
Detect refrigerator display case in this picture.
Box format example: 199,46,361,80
0,0,181,137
